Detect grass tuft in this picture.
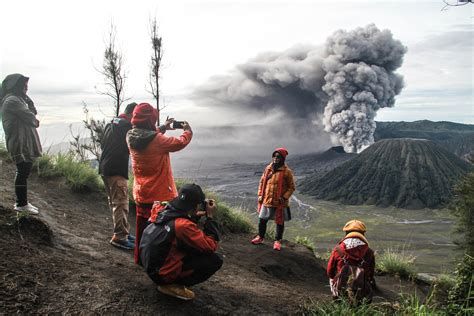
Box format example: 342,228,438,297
296,236,315,251
376,249,416,278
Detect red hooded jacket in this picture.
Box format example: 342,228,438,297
327,235,375,282
127,128,192,216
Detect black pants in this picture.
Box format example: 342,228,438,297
15,162,33,206
258,218,284,241
177,253,223,286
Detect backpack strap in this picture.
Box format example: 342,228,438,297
335,245,348,263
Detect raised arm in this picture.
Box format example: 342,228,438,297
3,96,39,127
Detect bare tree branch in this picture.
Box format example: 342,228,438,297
96,22,128,117
442,0,472,11
148,16,164,124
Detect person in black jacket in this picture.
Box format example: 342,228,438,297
140,184,223,300
99,102,137,250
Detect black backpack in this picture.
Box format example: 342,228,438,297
333,245,373,304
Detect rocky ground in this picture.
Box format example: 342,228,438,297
0,159,428,315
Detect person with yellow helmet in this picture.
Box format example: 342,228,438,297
327,219,376,301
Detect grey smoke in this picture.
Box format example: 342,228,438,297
194,24,407,153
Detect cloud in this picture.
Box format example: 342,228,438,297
193,24,407,153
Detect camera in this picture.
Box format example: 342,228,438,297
172,121,185,129
198,199,208,212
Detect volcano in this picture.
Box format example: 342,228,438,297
299,139,473,209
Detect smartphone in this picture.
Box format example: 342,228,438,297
172,121,185,129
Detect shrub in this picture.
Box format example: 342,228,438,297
451,172,474,256
34,154,62,179
54,153,102,193
296,236,315,251
376,249,416,278
447,253,474,314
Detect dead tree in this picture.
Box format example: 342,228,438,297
148,16,164,125
98,23,127,116
69,103,106,162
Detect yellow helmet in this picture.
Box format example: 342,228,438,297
343,219,367,233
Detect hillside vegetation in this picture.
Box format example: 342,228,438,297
299,139,473,209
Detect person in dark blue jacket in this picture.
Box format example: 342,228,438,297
99,102,137,250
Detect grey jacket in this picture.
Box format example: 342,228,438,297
1,94,42,163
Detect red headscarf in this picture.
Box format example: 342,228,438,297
131,103,158,130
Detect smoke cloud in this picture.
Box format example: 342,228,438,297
194,24,406,153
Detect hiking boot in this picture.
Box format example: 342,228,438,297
14,203,39,215
158,284,195,300
273,240,281,251
251,235,264,245
127,234,136,242
110,237,135,250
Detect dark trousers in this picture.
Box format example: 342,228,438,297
15,162,33,206
176,253,223,286
258,218,284,241
135,214,150,264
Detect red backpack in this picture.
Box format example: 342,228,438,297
333,245,373,304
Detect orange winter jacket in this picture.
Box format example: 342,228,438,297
258,164,295,208
127,128,192,205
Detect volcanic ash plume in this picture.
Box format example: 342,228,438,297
322,24,406,152
194,24,406,153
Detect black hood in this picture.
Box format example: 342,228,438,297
2,73,28,95
127,128,157,150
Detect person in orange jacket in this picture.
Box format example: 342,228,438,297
251,147,295,251
140,183,222,300
126,103,193,264
327,219,376,298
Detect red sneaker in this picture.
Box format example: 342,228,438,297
251,235,264,245
273,240,281,251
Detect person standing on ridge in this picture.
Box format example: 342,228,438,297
251,147,295,251
99,102,137,250
127,102,193,264
1,74,42,214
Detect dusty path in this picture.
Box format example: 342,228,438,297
0,160,427,314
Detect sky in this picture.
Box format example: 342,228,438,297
0,0,472,159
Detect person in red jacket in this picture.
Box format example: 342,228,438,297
127,103,193,264
140,184,223,300
327,219,376,298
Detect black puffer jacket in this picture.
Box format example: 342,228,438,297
99,117,133,178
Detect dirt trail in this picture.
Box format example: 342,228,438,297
0,160,428,315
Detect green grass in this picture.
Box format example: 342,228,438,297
55,154,102,193
315,249,332,261
204,190,253,234
376,249,417,278
34,154,62,178
32,153,102,193
300,294,444,316
296,236,315,251
435,273,456,291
